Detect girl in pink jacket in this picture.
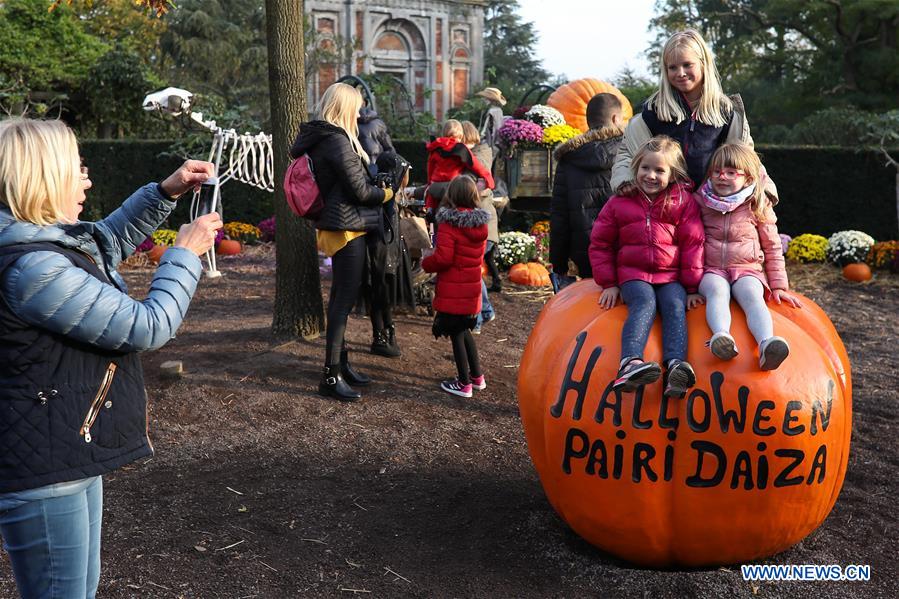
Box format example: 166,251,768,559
695,143,802,370
589,136,705,398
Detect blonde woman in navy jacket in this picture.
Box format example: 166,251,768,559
0,118,221,599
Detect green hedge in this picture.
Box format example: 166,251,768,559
756,145,897,240
79,140,898,240
80,140,273,228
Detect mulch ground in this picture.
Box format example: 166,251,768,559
1,246,897,598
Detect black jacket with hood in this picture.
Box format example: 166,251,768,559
357,107,394,165
290,120,385,232
550,125,624,278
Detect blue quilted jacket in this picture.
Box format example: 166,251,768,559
0,184,202,351
0,184,203,492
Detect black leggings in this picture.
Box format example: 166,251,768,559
485,243,501,287
365,236,394,332
450,330,481,384
326,235,367,365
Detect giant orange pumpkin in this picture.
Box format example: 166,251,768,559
509,262,550,287
518,280,851,567
547,79,634,132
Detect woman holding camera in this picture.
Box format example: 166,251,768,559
290,82,394,402
0,118,221,598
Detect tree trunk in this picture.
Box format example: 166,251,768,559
265,0,325,339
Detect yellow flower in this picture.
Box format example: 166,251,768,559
542,124,580,147
786,234,829,263
224,222,262,244
151,229,178,247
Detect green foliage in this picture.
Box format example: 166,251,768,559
0,0,109,105
365,75,436,140
159,0,269,126
613,68,656,112
75,46,157,137
445,95,489,128
79,140,272,226
484,0,550,103
757,145,897,240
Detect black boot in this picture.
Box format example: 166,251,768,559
371,329,401,358
318,365,361,401
386,324,402,357
340,350,371,386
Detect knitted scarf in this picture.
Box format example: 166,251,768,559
698,180,756,213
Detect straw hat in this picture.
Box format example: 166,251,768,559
476,87,507,106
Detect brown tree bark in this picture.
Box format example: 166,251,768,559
265,0,325,339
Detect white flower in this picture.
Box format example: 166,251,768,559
826,230,875,266
524,105,566,128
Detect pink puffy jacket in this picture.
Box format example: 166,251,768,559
696,195,788,291
589,183,705,292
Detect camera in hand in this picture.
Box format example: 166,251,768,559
374,151,411,194
197,177,220,216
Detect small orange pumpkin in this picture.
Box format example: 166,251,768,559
509,262,550,287
146,244,167,264
216,239,242,256
841,262,871,282
547,79,634,132
518,280,851,567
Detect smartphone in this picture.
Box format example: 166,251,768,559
197,177,220,217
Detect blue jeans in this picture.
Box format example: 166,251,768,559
476,242,496,327
476,279,495,327
619,280,687,365
0,477,103,599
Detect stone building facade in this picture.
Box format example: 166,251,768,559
306,0,487,121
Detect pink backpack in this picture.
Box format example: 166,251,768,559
283,154,323,219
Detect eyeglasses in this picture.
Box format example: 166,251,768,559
712,168,746,180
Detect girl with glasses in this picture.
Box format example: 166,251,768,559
695,143,802,370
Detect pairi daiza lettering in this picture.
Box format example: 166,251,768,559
551,332,835,490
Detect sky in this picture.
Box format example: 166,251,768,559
515,0,659,82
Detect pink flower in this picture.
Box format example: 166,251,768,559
497,119,544,146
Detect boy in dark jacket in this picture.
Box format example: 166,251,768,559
550,93,624,287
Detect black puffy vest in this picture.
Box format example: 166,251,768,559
0,243,152,493
641,95,734,187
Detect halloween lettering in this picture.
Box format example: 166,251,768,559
554,332,835,489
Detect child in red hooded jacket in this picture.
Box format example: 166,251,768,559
422,176,490,398
425,120,494,211
589,136,705,398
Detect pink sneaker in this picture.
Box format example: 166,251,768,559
471,374,486,390
440,379,473,398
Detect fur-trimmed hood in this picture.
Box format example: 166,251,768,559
553,124,625,165
435,206,490,229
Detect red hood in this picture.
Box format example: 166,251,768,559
426,137,462,152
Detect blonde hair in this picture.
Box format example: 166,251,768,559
442,119,463,141
707,143,769,220
631,136,690,212
0,118,81,226
461,121,480,145
316,82,369,164
647,29,732,128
